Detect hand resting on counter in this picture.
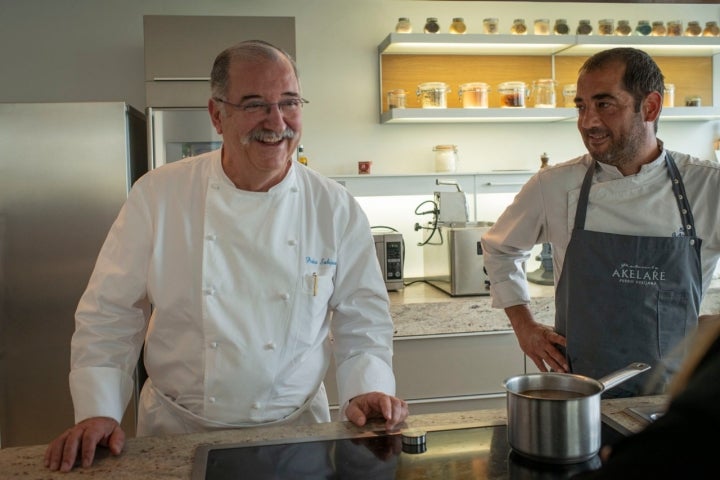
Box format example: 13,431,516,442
44,416,124,472
346,392,409,431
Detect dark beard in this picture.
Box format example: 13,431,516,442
587,115,646,171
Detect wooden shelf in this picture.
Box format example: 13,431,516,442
378,33,720,123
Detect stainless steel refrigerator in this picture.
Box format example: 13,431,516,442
0,102,147,447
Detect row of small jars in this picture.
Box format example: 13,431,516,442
396,17,720,37
388,81,577,109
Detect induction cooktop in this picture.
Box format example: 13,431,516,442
191,421,625,480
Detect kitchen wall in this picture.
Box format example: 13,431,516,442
2,0,719,277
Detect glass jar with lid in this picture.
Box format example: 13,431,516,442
530,79,557,108
483,18,499,34
598,19,614,36
424,17,440,33
667,20,682,37
663,84,675,108
615,20,632,36
395,17,412,33
576,19,593,35
449,17,467,34
433,145,458,173
562,84,577,108
554,19,570,35
534,19,550,35
417,82,450,108
635,20,652,36
703,21,719,37
387,89,406,109
684,21,702,37
651,21,667,36
511,19,528,35
458,82,490,108
498,81,528,108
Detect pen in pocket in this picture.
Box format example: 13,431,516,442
313,272,317,296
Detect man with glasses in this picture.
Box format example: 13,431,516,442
46,40,407,472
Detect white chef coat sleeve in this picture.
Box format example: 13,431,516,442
327,200,396,417
69,180,153,424
481,172,546,309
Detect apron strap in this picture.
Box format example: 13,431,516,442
573,153,696,234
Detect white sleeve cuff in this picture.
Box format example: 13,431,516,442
69,367,134,424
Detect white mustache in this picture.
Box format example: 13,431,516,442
244,128,296,144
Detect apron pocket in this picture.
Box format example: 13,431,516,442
657,289,690,358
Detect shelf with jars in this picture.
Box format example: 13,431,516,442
378,33,720,124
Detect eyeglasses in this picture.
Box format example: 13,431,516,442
213,97,309,116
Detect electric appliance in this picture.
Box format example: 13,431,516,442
423,222,493,296
373,233,404,291
190,421,627,479
0,102,147,447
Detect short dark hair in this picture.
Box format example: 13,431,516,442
210,40,299,100
579,47,665,113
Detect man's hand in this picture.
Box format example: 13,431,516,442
44,417,125,472
345,392,409,430
506,304,568,372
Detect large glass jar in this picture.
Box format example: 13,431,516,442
458,82,490,108
498,81,527,108
433,145,458,173
562,84,577,108
663,84,675,107
530,79,557,108
417,82,450,108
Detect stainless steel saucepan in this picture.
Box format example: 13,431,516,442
503,362,651,464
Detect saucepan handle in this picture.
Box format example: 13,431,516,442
598,362,651,392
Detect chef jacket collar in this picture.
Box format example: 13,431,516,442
212,153,297,195
595,138,666,181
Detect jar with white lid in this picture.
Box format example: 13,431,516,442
433,145,458,173
498,81,527,108
458,82,490,108
417,82,450,108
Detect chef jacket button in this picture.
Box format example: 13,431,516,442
264,342,276,350
288,239,297,246
290,187,299,193
210,341,218,349
209,396,216,404
203,287,215,296
281,292,290,301
690,239,695,245
681,209,687,215
252,401,262,409
211,183,221,190
206,233,217,241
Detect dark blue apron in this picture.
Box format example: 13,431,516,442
555,153,702,397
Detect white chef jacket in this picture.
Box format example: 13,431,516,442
481,147,720,309
69,149,396,432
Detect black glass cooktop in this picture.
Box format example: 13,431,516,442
191,422,625,480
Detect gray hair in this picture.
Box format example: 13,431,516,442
210,40,299,100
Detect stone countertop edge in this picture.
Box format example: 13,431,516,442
390,283,720,338
0,395,667,480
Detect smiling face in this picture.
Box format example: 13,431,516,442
575,61,661,176
209,54,302,191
